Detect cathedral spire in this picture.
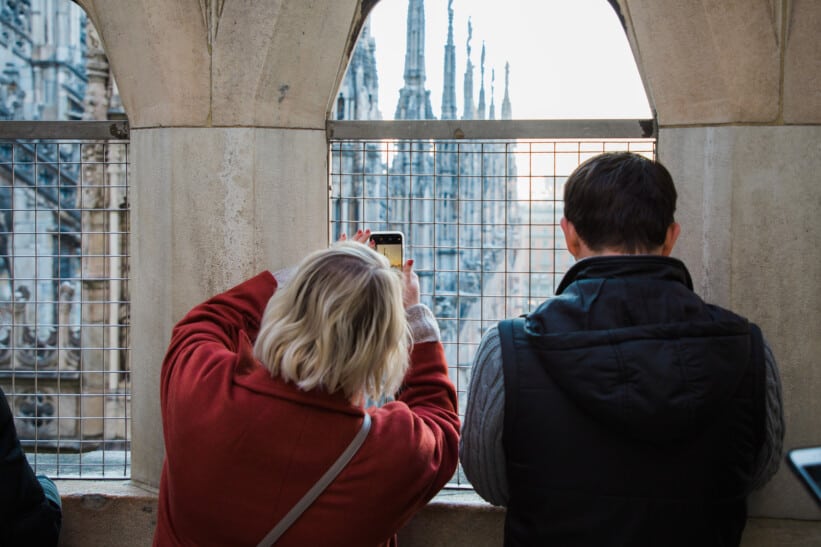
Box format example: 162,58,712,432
402,0,425,87
488,68,496,120
440,0,457,120
462,18,475,120
477,42,486,120
501,61,512,120
395,0,433,119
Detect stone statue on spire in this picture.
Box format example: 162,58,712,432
440,0,457,120
467,18,472,59
489,68,496,120
501,61,512,120
477,41,487,119
462,17,475,120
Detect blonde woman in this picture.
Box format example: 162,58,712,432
153,230,459,547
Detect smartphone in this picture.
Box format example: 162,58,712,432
787,446,821,506
369,231,404,269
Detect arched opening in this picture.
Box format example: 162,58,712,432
0,0,130,479
335,0,651,121
330,0,655,489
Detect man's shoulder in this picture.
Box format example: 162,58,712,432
700,300,760,330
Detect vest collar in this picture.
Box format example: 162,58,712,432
556,255,694,295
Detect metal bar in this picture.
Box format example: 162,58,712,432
327,119,656,141
0,121,130,140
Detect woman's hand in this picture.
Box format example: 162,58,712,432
402,259,420,309
340,229,416,307
338,228,372,245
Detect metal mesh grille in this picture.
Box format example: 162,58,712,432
330,136,655,487
0,137,130,478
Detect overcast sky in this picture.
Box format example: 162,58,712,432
366,0,652,119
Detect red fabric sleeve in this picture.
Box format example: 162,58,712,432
160,271,277,410
401,340,460,498
370,340,461,522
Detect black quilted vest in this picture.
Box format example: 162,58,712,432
499,256,765,547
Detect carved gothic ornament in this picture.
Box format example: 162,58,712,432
14,388,57,438
84,22,109,82
3,282,81,371
199,0,226,47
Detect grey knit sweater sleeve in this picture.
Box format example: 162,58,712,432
459,326,508,506
750,337,785,491
406,303,440,343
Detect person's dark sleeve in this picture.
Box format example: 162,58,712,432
0,388,61,546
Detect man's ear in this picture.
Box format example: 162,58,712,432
561,217,583,259
661,222,681,256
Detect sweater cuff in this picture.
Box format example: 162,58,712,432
271,266,297,291
406,304,440,343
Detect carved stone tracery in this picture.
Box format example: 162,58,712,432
199,0,226,47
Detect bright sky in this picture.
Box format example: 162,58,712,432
367,0,652,119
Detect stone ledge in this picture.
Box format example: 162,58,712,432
53,482,821,547
398,490,505,547
56,481,157,547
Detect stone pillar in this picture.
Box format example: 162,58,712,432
74,0,368,488
618,0,821,529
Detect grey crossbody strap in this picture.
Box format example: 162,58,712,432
256,412,372,547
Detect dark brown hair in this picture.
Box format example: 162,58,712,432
563,152,677,253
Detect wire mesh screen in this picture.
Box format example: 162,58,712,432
330,137,655,488
0,138,130,478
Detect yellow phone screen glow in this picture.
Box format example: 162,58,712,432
376,243,403,269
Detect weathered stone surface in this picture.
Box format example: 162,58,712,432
398,491,505,547
663,127,734,306
784,0,821,123
57,481,157,547
212,1,361,128
620,0,781,125
75,0,211,127
75,1,362,129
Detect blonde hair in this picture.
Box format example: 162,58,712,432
254,241,411,401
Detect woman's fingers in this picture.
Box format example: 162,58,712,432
337,228,372,244
352,228,371,244
402,259,420,308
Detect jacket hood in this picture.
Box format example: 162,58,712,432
524,256,752,443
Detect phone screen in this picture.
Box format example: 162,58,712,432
788,446,821,506
370,232,404,269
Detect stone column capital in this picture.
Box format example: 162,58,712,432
76,0,364,129
619,0,795,125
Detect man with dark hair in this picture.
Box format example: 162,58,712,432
460,152,784,546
